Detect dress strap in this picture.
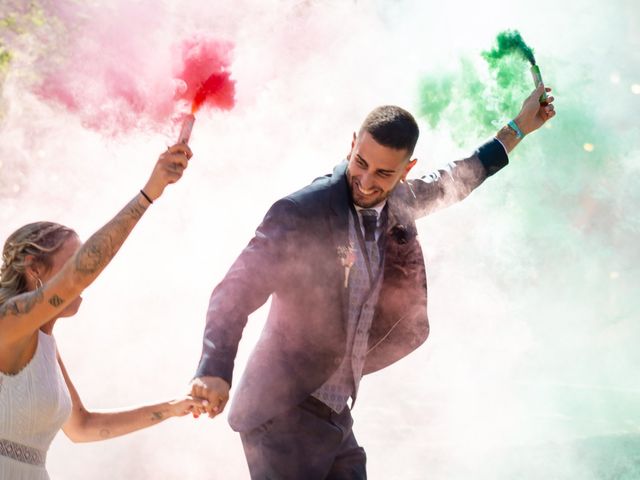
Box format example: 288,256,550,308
0,438,46,467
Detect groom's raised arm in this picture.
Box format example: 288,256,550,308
406,138,508,219
406,84,555,219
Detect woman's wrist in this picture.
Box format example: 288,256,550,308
139,189,153,205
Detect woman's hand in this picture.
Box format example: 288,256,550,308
168,395,206,418
142,143,193,202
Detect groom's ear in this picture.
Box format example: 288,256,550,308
347,132,357,159
401,158,418,181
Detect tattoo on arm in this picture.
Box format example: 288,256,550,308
99,428,111,439
151,411,164,421
48,294,65,307
74,196,147,276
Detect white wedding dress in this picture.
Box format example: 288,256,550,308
0,330,72,479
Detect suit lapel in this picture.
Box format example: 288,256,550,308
328,162,350,238
327,162,351,328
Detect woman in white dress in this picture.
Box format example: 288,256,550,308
0,142,202,479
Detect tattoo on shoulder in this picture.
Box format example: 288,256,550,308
25,288,44,314
0,301,19,318
0,288,44,318
48,294,65,308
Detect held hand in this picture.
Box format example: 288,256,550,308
142,143,193,202
514,84,556,135
168,395,207,417
189,376,230,419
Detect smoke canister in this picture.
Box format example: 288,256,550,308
178,114,196,144
530,64,548,103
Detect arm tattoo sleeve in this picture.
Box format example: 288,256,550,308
74,196,148,277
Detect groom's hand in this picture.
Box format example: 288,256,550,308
190,376,230,418
514,84,556,135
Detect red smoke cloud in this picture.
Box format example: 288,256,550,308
29,6,235,136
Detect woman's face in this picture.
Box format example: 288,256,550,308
41,235,84,318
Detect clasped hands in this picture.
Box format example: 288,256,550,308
187,376,231,419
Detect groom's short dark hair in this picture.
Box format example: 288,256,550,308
360,106,420,157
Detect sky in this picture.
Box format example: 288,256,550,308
1,0,639,478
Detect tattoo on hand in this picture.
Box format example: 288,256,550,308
48,294,65,308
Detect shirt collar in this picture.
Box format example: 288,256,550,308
353,200,386,217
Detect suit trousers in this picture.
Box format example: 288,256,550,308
239,396,367,480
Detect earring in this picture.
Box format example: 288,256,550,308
35,277,43,290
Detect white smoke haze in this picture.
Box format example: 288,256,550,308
1,0,638,478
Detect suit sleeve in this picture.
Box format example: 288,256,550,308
194,198,302,386
407,138,509,219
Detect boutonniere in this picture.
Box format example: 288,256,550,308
337,243,356,288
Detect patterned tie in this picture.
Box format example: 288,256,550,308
361,209,378,242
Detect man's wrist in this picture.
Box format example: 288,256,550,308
495,123,522,154
507,119,525,139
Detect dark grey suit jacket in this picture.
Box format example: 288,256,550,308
195,139,508,432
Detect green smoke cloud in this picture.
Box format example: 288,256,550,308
417,26,640,478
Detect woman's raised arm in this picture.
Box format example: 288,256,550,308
0,143,192,345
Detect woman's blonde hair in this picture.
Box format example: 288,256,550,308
0,222,76,306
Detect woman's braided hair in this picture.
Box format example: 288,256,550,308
0,222,76,306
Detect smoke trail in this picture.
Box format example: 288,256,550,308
483,29,537,65
175,36,236,114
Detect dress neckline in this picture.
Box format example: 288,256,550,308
0,330,52,378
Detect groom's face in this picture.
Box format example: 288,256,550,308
346,131,417,208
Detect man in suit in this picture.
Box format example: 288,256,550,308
190,84,555,479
